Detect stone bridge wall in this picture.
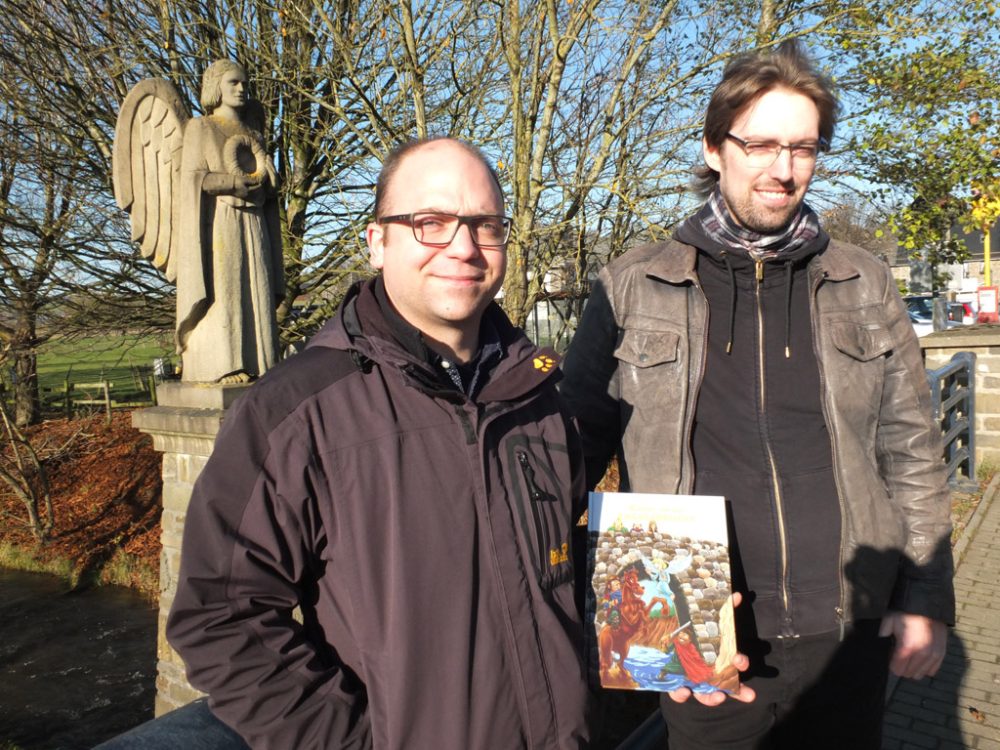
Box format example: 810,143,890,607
133,382,250,716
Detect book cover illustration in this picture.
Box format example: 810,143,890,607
588,491,739,694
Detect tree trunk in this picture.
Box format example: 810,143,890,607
502,239,530,328
12,314,40,428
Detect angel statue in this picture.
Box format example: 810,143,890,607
113,59,284,384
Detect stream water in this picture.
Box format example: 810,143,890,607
0,569,156,749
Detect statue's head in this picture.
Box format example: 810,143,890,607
200,60,248,112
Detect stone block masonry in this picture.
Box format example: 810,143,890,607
882,476,1000,748
132,382,251,716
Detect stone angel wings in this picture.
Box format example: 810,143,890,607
112,78,190,284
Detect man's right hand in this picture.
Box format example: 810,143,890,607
665,592,756,705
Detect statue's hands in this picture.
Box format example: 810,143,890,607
231,174,265,199
665,592,756,706
231,175,253,199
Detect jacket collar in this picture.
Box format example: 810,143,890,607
308,279,562,404
643,238,861,286
808,240,863,284
645,240,699,285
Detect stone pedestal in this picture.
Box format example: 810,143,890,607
132,381,252,716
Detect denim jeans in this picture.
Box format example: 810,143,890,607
93,698,250,750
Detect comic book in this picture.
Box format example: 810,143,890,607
588,491,739,694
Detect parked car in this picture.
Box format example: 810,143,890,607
904,295,963,337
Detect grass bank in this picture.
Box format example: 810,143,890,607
0,541,159,599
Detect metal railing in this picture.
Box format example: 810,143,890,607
926,351,976,489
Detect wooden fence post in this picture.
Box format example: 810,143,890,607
102,380,112,427
64,377,72,420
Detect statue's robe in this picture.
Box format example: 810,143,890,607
177,114,283,382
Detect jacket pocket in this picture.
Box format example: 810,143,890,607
507,438,574,590
829,321,892,361
614,329,679,368
825,318,891,420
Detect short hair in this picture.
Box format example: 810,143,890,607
694,40,839,196
374,137,504,218
200,59,247,112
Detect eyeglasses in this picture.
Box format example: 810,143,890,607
379,212,512,248
725,133,828,169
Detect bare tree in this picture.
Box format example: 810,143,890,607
1,0,997,392
0,398,55,540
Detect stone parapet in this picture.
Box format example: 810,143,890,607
922,324,1000,471
155,380,252,410
133,383,247,715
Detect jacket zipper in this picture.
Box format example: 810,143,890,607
809,268,849,640
516,449,550,569
755,258,794,637
477,398,558,745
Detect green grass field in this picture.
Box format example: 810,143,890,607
32,332,174,410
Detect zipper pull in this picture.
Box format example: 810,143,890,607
516,450,545,501
755,258,764,282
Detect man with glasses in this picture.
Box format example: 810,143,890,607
103,138,589,749
561,41,954,749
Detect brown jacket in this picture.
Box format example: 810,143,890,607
561,239,955,628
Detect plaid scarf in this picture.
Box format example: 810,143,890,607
700,187,821,261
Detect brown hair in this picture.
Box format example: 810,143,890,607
374,137,504,218
200,59,247,112
694,40,839,196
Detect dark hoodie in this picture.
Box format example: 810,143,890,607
674,217,844,640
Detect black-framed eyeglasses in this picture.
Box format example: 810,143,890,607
725,133,829,169
379,212,512,248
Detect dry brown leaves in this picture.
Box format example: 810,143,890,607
0,411,162,589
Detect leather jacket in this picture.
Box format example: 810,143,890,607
561,238,956,627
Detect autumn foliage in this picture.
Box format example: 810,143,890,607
0,411,162,595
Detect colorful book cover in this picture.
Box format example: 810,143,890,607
588,491,739,694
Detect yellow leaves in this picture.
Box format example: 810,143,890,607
971,195,1000,231
969,182,1000,232
875,229,885,238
